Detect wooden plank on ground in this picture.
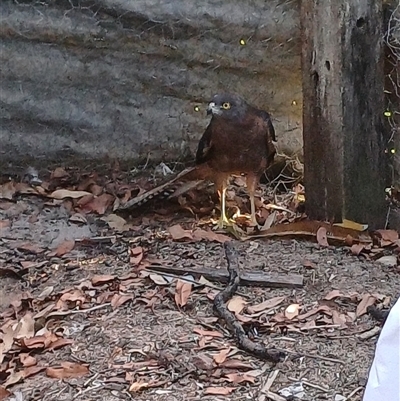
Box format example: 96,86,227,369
145,264,304,289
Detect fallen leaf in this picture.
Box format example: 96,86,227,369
101,214,127,231
80,193,114,215
219,359,253,370
351,243,365,256
46,362,89,379
22,365,46,379
297,305,332,320
324,290,346,301
225,372,256,384
376,255,397,267
0,182,16,200
227,296,247,314
91,275,115,285
50,167,69,179
54,240,75,257
47,338,74,350
192,228,231,243
3,370,24,388
247,296,285,314
56,289,86,310
111,294,134,309
16,243,45,254
175,279,192,307
193,327,224,338
316,226,329,247
129,381,150,392
285,303,300,320
129,246,143,266
69,213,88,224
204,387,235,395
356,294,377,317
213,348,231,365
50,189,92,200
334,219,368,231
0,327,15,364
331,310,347,327
192,354,214,370
302,259,317,269
376,229,399,243
168,224,193,241
0,387,10,400
0,220,10,229
14,313,35,339
19,353,37,367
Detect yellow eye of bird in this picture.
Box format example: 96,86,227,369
194,106,200,112
222,102,231,110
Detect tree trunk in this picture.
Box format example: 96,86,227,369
301,0,388,229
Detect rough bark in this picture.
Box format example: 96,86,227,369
301,0,388,228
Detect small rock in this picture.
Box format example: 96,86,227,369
335,394,346,401
376,255,397,267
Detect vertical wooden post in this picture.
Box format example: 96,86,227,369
301,0,388,228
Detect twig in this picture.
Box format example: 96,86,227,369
213,242,284,362
45,303,111,318
258,369,280,400
347,386,364,399
288,377,329,392
281,348,344,364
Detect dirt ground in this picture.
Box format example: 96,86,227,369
1,168,400,401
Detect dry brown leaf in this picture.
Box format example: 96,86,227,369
297,305,332,320
0,387,10,400
23,365,46,379
316,226,329,247
175,279,192,307
47,337,74,350
213,348,231,365
0,182,16,200
192,228,231,243
91,275,115,285
50,167,69,179
192,354,214,370
14,313,35,339
246,296,285,314
81,193,115,215
302,259,317,269
101,214,127,231
50,189,92,200
19,353,37,368
46,362,89,379
129,381,150,392
0,327,15,364
148,274,169,285
168,224,193,241
351,243,365,256
111,294,134,309
54,240,75,257
324,289,345,300
16,243,45,254
356,294,377,317
331,310,347,327
219,359,253,370
376,229,399,243
56,289,86,310
3,370,24,388
227,296,247,314
204,387,236,395
129,246,143,266
193,327,224,338
225,372,256,384
285,303,300,320
0,220,10,229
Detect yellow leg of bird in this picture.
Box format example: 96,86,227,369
218,182,231,228
247,174,259,226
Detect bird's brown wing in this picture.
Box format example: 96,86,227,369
254,109,276,166
195,123,213,164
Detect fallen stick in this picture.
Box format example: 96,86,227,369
145,263,303,289
213,242,284,362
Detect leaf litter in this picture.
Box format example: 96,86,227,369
0,164,399,401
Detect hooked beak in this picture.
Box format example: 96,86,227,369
206,102,220,116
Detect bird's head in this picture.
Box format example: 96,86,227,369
206,93,248,120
